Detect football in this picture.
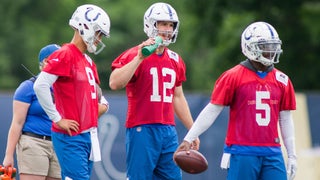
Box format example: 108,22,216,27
174,149,208,174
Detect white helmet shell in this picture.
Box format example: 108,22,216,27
241,21,282,66
143,3,179,46
69,4,111,54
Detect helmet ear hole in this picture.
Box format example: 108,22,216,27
83,24,89,30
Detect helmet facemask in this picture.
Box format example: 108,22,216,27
91,31,107,55
150,21,178,46
81,26,107,55
252,40,282,66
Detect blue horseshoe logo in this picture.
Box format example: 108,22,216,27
244,29,252,40
85,7,101,22
94,114,126,180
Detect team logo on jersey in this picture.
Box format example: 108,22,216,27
167,49,179,62
276,71,288,86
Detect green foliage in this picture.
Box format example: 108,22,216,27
0,0,319,91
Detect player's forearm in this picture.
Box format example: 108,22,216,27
176,110,194,130
173,86,194,129
279,110,296,158
174,97,194,129
184,103,223,143
109,56,143,90
34,72,61,122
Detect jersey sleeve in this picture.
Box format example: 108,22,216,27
43,47,72,77
111,47,138,70
210,68,237,106
176,59,186,87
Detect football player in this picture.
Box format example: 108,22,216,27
109,2,199,180
34,4,110,180
175,21,297,180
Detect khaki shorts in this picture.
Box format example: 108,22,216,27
16,134,61,178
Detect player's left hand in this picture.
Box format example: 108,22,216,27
287,156,297,180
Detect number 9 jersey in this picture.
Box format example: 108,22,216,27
43,43,100,135
111,46,186,128
210,60,296,147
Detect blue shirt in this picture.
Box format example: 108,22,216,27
14,77,52,136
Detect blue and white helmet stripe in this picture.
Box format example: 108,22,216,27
264,22,275,38
165,4,174,20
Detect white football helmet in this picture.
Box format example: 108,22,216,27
69,4,111,54
144,2,179,46
241,21,282,66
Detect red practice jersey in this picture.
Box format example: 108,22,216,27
43,43,100,135
111,46,186,128
211,63,296,147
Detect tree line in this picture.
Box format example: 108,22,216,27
0,0,319,92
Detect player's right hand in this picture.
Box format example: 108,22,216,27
175,141,191,153
173,141,192,163
56,119,79,136
138,38,155,59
